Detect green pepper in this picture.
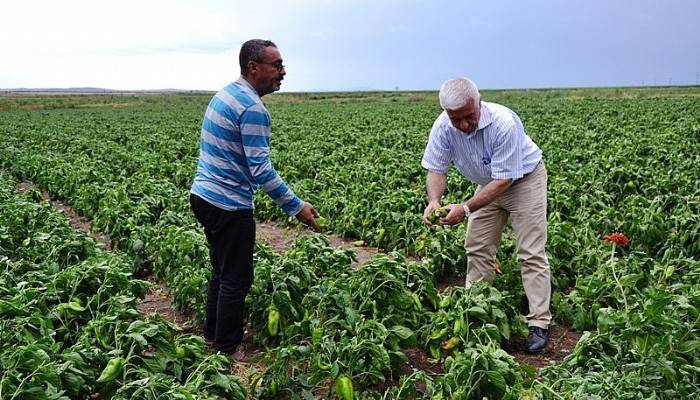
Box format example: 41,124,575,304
439,295,451,308
96,357,125,383
316,216,329,231
335,375,354,400
267,306,280,337
317,361,332,371
266,381,278,396
429,344,441,359
441,336,460,350
57,299,85,315
312,327,324,346
453,318,466,336
427,210,439,224
411,293,422,311
428,208,449,224
429,327,449,340
375,228,385,242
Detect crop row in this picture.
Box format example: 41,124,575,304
0,170,245,399
0,167,534,397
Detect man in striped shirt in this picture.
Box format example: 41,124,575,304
190,39,319,355
421,78,551,353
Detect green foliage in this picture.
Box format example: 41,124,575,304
0,171,245,399
1,87,699,398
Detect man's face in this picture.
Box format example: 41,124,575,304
252,46,286,96
446,98,481,133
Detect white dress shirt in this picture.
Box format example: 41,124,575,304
422,101,542,186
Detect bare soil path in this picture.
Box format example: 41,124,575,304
256,220,418,266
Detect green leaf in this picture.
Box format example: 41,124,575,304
390,325,414,340
467,306,487,318
484,370,507,396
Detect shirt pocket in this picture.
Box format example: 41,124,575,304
466,145,491,174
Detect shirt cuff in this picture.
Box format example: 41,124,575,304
284,197,305,216
421,159,449,174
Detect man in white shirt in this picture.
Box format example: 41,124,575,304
421,77,551,353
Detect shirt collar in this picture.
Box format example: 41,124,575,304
476,101,494,131
235,77,261,102
445,101,494,137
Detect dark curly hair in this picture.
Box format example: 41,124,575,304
239,39,277,75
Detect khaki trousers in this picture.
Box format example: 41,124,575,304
465,162,551,329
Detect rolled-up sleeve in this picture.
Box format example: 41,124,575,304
421,118,452,174
240,104,304,215
489,117,524,181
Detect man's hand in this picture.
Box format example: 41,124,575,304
439,203,466,226
295,202,320,231
422,201,442,226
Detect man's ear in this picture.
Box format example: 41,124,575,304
247,61,257,74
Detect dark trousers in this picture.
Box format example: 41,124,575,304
189,193,255,353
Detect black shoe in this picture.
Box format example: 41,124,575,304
204,336,238,355
525,326,549,353
214,343,239,355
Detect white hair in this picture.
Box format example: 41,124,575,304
439,77,480,110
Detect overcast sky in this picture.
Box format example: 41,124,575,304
2,0,699,91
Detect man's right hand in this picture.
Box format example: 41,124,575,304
422,201,442,226
295,202,320,231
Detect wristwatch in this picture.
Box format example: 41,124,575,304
462,203,471,218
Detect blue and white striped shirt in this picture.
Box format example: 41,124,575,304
421,101,542,186
191,78,303,215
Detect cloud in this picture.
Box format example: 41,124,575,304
1,50,236,90
2,1,698,91
0,0,334,89
0,0,297,56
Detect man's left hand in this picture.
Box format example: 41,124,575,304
439,203,466,225
296,202,321,231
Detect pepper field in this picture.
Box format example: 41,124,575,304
1,87,699,399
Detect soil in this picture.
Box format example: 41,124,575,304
256,220,418,266
136,279,193,330
229,327,265,383
371,347,445,393
403,347,445,375
436,273,468,292
503,325,582,370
